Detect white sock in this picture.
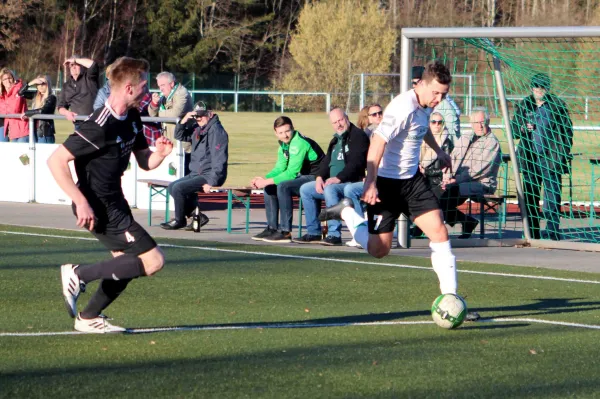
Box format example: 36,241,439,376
342,207,369,249
430,240,457,295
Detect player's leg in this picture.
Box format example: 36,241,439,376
414,210,456,295
409,173,457,295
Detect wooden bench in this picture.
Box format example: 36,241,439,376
137,179,252,233
468,194,517,239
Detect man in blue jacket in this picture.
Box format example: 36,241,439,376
160,101,229,230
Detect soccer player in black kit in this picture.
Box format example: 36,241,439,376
48,57,174,333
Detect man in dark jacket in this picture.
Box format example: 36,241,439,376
57,55,100,127
295,108,369,245
160,101,229,230
510,73,573,241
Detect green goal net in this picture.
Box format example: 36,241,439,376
407,33,600,246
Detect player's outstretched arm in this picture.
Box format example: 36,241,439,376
47,145,96,230
135,136,173,171
362,134,386,205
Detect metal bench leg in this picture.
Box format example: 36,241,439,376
165,190,170,223
227,189,233,233
479,201,485,239
148,186,153,226
297,197,303,238
244,196,250,233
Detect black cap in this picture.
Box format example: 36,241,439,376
193,101,210,117
531,73,551,90
412,66,425,80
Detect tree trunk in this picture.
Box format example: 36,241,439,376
278,0,295,85
80,0,88,55
104,0,117,63
126,0,139,56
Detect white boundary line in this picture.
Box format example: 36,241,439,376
2,230,599,285
1,317,600,337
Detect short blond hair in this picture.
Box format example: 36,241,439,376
107,57,149,88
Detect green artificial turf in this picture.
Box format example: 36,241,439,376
1,225,600,398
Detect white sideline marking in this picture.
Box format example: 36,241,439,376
2,230,600,285
2,318,600,337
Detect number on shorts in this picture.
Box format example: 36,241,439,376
373,214,383,231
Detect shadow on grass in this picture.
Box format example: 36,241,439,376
128,297,599,334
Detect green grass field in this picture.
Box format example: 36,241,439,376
2,224,600,398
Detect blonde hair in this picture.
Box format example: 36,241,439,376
108,57,150,88
357,106,370,130
0,68,17,96
32,75,53,109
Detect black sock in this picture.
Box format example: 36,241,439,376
75,255,146,283
80,279,132,319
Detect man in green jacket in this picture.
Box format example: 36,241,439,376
251,116,324,243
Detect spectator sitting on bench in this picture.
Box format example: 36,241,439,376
160,101,229,230
438,107,501,239
250,116,324,243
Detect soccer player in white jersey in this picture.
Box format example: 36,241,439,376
319,60,458,295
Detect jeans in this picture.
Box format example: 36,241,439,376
343,181,365,214
299,181,350,238
521,157,562,239
0,127,7,142
264,175,315,232
11,136,29,143
37,136,55,144
167,174,209,222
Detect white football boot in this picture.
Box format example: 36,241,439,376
74,314,126,334
61,264,85,318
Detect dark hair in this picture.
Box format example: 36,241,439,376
108,57,150,87
274,116,294,131
421,60,452,85
531,73,551,90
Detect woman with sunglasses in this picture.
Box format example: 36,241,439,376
19,75,57,143
412,112,454,238
0,68,28,142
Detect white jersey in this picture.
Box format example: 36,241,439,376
374,90,432,179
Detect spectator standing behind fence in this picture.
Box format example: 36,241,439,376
0,68,28,142
160,101,228,231
250,116,325,243
148,72,193,166
18,75,57,143
510,73,573,241
294,108,369,246
413,66,461,140
57,56,100,128
438,108,501,239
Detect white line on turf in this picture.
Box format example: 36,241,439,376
2,230,600,285
1,317,600,337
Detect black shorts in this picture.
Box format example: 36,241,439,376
367,173,440,234
72,201,157,256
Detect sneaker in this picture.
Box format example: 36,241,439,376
251,227,277,241
292,234,323,244
318,197,354,222
262,231,292,243
61,264,85,318
321,236,342,246
345,238,362,248
74,313,126,334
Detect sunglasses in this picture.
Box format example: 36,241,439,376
412,79,420,86
369,111,383,117
430,120,444,125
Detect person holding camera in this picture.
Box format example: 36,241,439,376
19,75,57,143
160,101,229,230
510,73,573,241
